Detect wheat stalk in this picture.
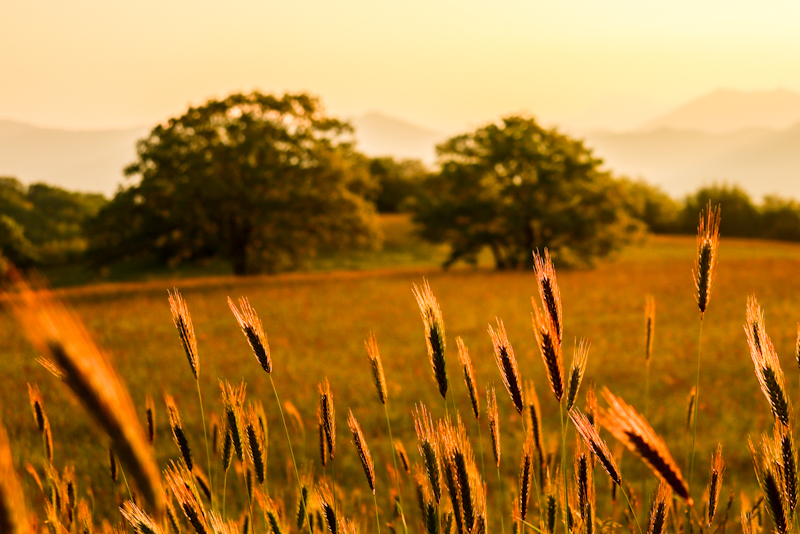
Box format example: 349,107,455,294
694,203,721,316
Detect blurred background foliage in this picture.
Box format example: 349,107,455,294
2,91,800,284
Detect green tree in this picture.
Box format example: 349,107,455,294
413,116,644,270
761,196,800,241
680,184,760,237
618,178,680,233
367,157,428,213
0,177,106,267
87,92,380,274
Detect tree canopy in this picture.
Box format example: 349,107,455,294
0,177,106,268
413,116,644,269
87,92,380,274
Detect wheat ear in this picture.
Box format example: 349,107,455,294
413,279,448,399
489,319,524,414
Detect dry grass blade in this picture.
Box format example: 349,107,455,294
532,304,564,402
566,339,589,412
227,297,272,374
318,378,336,460
745,295,791,426
121,500,162,534
0,418,33,534
364,332,388,405
168,289,199,380
489,319,524,414
456,337,480,420
570,409,621,486
707,444,725,526
4,278,164,514
599,389,691,503
694,202,721,315
413,279,448,399
645,296,655,361
647,481,671,534
685,387,696,430
347,410,376,493
533,248,563,343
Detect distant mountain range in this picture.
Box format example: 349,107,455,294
0,120,147,196
2,88,800,199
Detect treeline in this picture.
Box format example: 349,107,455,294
0,177,106,268
622,181,800,240
2,91,800,276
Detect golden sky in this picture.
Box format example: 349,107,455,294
3,1,800,133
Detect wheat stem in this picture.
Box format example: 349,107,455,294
196,380,213,505
621,484,644,534
269,374,313,534
559,400,568,534
497,463,506,534
688,317,704,495
383,403,408,533
373,491,382,534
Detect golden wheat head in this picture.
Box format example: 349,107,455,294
533,248,563,343
645,295,655,361
570,409,621,487
599,388,691,504
532,304,564,402
694,202,721,315
456,337,480,420
228,296,272,374
347,409,376,494
364,332,388,405
489,319,524,414
318,378,336,460
168,289,199,380
5,279,164,514
745,295,791,426
413,279,448,399
707,444,725,526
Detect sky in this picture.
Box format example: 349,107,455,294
3,1,800,134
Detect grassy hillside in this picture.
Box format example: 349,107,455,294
2,233,800,530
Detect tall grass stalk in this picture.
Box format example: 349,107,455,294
688,317,704,493
269,374,313,534
382,404,408,533
195,381,212,504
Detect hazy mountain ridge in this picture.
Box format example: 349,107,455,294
0,119,148,196
3,88,800,200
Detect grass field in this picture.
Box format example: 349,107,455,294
3,221,800,531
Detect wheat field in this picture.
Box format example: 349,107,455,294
2,232,800,533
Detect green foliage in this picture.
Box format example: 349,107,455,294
413,116,645,269
679,184,761,236
760,196,800,241
367,157,429,213
86,92,380,275
618,179,680,234
0,176,106,267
